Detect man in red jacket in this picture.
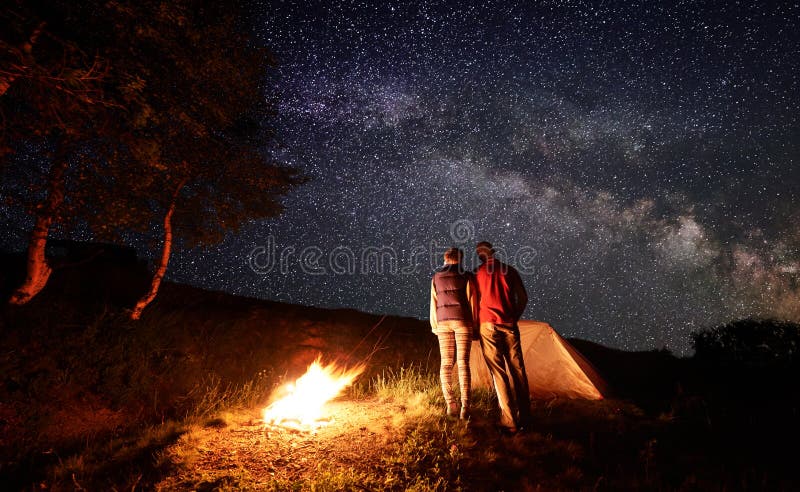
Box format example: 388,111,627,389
474,241,531,434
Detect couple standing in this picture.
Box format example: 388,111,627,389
429,241,531,434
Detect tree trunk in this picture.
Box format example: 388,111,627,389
9,158,67,305
130,182,184,320
0,78,13,97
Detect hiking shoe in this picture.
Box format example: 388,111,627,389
446,402,459,417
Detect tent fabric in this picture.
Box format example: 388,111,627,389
467,320,607,400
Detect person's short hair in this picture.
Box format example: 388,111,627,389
443,247,463,263
476,241,494,259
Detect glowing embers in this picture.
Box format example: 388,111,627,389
262,358,364,431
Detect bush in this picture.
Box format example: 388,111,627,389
691,318,799,367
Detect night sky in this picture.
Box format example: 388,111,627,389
8,1,800,353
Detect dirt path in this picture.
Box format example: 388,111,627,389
157,399,408,489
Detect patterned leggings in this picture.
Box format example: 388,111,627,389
435,327,472,409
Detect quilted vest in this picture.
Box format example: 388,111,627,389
433,264,472,322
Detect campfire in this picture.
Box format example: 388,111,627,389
262,357,365,430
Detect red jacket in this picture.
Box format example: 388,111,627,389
475,257,528,324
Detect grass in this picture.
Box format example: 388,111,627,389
6,321,800,490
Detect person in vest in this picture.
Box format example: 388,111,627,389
474,241,531,434
430,247,478,419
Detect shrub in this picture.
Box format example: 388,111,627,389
691,318,799,367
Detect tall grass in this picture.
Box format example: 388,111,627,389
356,364,496,409
369,365,440,400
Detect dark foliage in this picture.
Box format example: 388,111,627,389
692,318,800,367
2,1,305,309
2,0,304,243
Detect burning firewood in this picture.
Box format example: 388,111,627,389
262,358,365,431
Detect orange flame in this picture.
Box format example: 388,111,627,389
262,358,365,430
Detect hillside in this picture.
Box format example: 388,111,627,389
0,246,435,487
1,246,799,490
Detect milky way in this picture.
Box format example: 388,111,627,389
166,0,800,354
9,1,800,353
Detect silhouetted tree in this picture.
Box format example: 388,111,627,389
101,2,304,319
1,1,303,310
1,1,119,303
691,319,800,367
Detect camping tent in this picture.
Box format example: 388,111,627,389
468,320,607,400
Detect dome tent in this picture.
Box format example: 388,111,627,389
468,320,607,400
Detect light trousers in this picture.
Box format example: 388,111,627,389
434,321,473,410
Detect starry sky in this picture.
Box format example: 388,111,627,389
7,1,800,353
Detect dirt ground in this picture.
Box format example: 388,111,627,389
157,399,410,489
